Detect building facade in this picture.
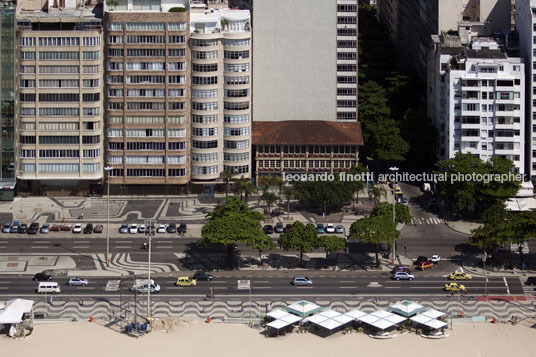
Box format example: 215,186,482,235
15,0,104,195
431,37,525,174
0,0,16,200
103,0,190,189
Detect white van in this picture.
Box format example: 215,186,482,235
36,282,61,294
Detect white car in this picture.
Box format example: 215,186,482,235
129,224,138,234
72,223,83,234
157,224,167,233
138,224,146,233
325,223,335,233
430,255,441,263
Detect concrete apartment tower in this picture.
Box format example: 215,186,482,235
103,0,190,193
16,0,104,195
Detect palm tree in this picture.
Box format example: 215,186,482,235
258,175,278,210
236,176,257,203
368,185,387,205
282,185,294,220
219,168,234,197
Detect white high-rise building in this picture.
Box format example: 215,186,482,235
516,0,536,181
432,37,525,174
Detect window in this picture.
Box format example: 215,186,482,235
108,36,123,44
167,156,186,164
107,62,124,71
107,129,123,137
82,37,100,46
168,89,185,97
191,50,217,59
107,23,123,30
224,165,249,174
337,28,356,36
192,127,218,136
224,50,249,59
83,51,100,60
20,93,36,102
20,163,35,172
191,165,218,175
168,116,185,124
38,122,79,131
39,37,79,46
168,142,186,150
192,39,218,47
108,48,124,57
126,142,165,151
108,116,123,124
224,140,249,149
127,48,165,57
168,62,186,71
39,51,79,60
192,115,218,124
39,79,79,88
193,63,218,72
337,100,356,108
224,63,249,72
39,107,79,116
168,102,185,110
127,116,164,124
224,152,249,162
108,88,124,97
225,76,249,85
20,52,35,60
337,87,356,96
127,35,165,44
20,122,35,130
38,149,79,158
168,75,186,84
337,52,357,60
225,89,249,98
168,48,186,57
126,22,164,31
337,76,357,84
223,39,250,47
83,163,100,172
192,89,217,98
82,121,99,130
338,4,356,12
83,65,100,74
108,142,124,150
168,168,186,177
126,156,164,164
20,79,35,88
192,140,218,149
224,114,249,123
192,76,218,85
20,135,36,144
126,75,165,84
224,127,249,136
20,108,36,116
39,136,79,144
83,79,100,88
127,89,164,97
107,75,124,84
82,135,100,144
337,41,357,49
20,37,36,46
192,102,218,111
168,35,185,44
20,149,36,158
126,62,164,71
20,66,35,74
168,22,186,31
39,164,80,172
224,102,249,110
108,102,124,110
126,102,164,110
192,152,218,162
39,93,79,102
126,169,165,177
82,93,100,102
126,128,164,137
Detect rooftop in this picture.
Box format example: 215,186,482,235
252,121,364,146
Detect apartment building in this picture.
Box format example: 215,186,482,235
103,0,190,190
189,5,252,181
431,37,525,174
15,0,104,195
516,0,536,181
0,0,16,200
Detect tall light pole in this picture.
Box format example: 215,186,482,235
389,166,399,264
144,220,155,318
104,166,113,266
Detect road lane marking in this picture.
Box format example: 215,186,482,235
339,280,355,283
114,246,131,249
74,241,91,243
253,280,270,283
0,287,8,290
32,241,50,243
121,240,133,243
159,240,173,243
253,287,271,289
384,287,401,289
156,246,173,249
30,246,48,249
504,277,510,295
339,286,357,289
77,287,95,290
214,286,227,290
212,281,226,284
73,246,89,249
0,246,6,249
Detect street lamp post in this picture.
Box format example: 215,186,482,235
389,167,399,263
104,166,113,266
144,220,155,318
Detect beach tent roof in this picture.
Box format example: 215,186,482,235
267,309,288,320
5,299,34,313
384,313,407,325
0,309,23,324
0,299,34,324
371,309,392,319
410,314,433,325
316,318,343,330
425,319,447,329
358,313,380,324
388,300,426,317
344,309,367,320
279,313,302,325
421,309,445,320
333,313,354,325
305,313,328,325
369,318,396,330
318,309,341,319
286,300,322,317
267,319,291,330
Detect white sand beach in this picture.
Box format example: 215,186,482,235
1,319,535,357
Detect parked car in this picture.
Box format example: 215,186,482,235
18,223,28,234
325,223,335,233
167,223,177,233
177,223,187,234
399,197,409,205
50,224,60,232
129,224,138,234
274,222,284,234
284,224,292,233
28,222,39,234
40,224,50,234
83,224,93,234
93,225,103,233
175,276,197,287
138,224,146,233
291,276,313,286
67,277,88,287
525,277,536,286
415,256,428,265
393,272,415,281
429,255,441,263
131,279,160,294
316,224,325,234
444,282,466,293
60,225,71,232
72,223,83,234
417,261,434,270
192,271,214,281
335,225,345,234
449,271,472,280
10,221,19,233
157,224,167,233
2,223,10,233
33,273,53,281
263,225,274,234
119,223,129,234
391,266,411,274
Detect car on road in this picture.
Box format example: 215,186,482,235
316,224,325,234
67,277,88,287
429,255,441,263
177,223,187,234
176,276,197,287
2,223,10,233
335,225,345,234
444,282,466,293
10,221,19,233
72,223,83,234
415,256,428,265
192,271,214,281
93,224,103,233
393,272,415,281
391,266,411,274
284,224,292,233
167,223,177,233
40,224,50,234
325,223,335,233
263,225,274,234
83,224,93,234
399,197,409,205
157,224,167,233
119,223,129,234
138,224,146,233
130,279,160,294
33,273,53,281
417,261,434,270
291,276,313,286
274,222,284,234
18,223,28,234
129,224,138,234
28,222,39,234
449,271,472,280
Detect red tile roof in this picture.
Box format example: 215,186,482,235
252,120,364,146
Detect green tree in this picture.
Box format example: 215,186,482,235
317,235,347,264
370,201,412,224
278,221,318,266
260,191,278,216
201,197,266,268
293,174,354,212
358,81,391,124
348,165,368,209
219,168,235,197
235,176,257,203
435,153,521,217
251,234,276,266
349,215,399,266
367,185,387,205
282,185,294,219
470,205,512,261
363,117,409,163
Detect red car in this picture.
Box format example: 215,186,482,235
417,262,434,270
391,266,411,274
284,224,292,233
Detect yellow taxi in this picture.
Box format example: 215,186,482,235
444,282,466,292
176,277,197,287
449,271,472,280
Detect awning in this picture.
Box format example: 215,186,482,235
317,309,341,319
305,314,328,325
357,314,380,324
333,314,354,325
410,314,433,325
420,309,445,320
267,309,288,320
384,313,407,325
279,313,302,325
371,309,392,319
316,318,343,330
344,309,367,320
369,318,396,330
267,319,291,330
426,319,447,329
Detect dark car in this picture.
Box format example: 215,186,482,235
10,221,20,233
167,223,177,233
83,223,94,234
274,222,284,233
18,223,28,234
93,224,103,233
263,225,274,234
284,224,292,233
28,222,39,235
177,223,187,234
415,256,428,265
526,277,536,286
192,271,214,281
391,266,411,274
33,273,53,281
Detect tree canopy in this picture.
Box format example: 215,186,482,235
349,215,399,266
293,173,354,212
370,201,412,224
278,221,318,266
317,235,347,263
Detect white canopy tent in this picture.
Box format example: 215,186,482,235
421,309,445,320
384,313,407,325
410,313,447,330
267,309,289,320
371,309,392,319
305,314,328,325
344,309,367,320
286,300,323,317
388,300,426,317
279,313,302,325
267,319,292,330
0,299,34,324
317,309,341,319
426,319,447,329
315,318,343,331
410,314,433,325
369,318,396,331
358,313,380,325
333,314,354,325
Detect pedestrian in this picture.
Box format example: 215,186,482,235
375,296,380,304
513,267,517,274
81,297,84,306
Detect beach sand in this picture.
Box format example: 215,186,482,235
1,319,535,357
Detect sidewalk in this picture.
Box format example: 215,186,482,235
445,220,482,235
